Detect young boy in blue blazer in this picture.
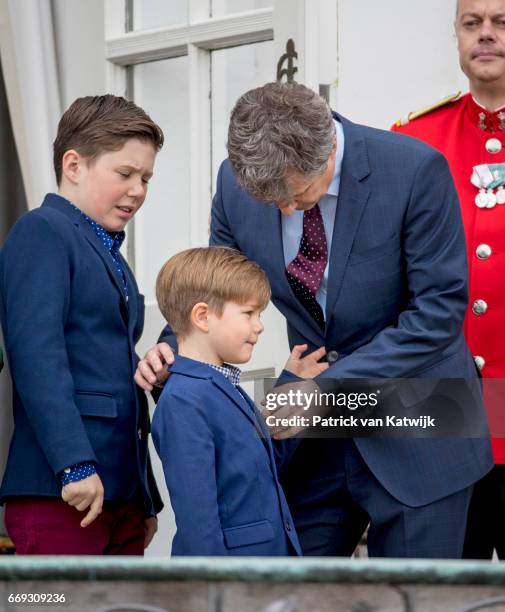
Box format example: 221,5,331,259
152,246,327,556
0,95,164,554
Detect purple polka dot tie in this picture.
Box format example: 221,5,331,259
286,204,328,327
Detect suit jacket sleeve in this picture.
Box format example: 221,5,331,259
320,150,469,378
0,215,96,473
152,389,228,555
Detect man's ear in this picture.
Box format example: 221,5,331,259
190,302,211,333
61,149,85,185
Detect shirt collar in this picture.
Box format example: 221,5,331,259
326,118,345,198
68,202,125,252
208,363,241,386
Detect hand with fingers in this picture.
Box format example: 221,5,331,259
134,342,175,391
261,346,330,439
284,344,329,378
61,473,104,528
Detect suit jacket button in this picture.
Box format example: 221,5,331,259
474,355,486,371
472,299,488,316
327,350,339,364
138,428,142,440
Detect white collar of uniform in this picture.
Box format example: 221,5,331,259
472,96,505,113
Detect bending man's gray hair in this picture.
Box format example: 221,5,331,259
227,82,335,203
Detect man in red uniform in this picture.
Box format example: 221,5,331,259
393,0,505,559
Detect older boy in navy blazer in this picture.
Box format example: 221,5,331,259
152,247,328,556
0,95,163,554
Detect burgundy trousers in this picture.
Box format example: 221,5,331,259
4,497,146,555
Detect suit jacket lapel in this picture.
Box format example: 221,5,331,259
210,374,275,465
81,227,129,306
237,384,279,472
210,373,258,427
42,195,129,307
255,197,325,346
120,254,139,333
325,115,371,328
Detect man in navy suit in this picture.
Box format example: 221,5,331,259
136,82,493,558
1,95,163,554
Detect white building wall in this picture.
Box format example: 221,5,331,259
51,0,107,107
336,0,467,129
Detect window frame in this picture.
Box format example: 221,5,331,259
104,0,274,267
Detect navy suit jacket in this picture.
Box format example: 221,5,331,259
0,194,162,514
206,114,493,507
151,356,302,556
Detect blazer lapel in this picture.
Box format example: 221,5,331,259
255,197,325,346
237,384,279,471
210,373,258,428
42,194,129,306
325,116,371,329
81,227,129,306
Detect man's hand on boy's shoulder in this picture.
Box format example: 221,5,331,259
61,473,104,528
135,342,175,391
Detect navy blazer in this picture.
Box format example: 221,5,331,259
151,356,302,556
207,114,493,507
0,194,162,514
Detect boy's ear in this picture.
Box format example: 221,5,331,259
190,302,210,333
61,149,85,185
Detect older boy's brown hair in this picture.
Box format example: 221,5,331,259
156,247,271,337
53,94,164,184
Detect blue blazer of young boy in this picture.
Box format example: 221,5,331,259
151,355,302,556
0,194,162,514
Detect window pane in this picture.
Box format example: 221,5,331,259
211,40,274,190
211,0,271,17
133,57,190,302
133,0,188,30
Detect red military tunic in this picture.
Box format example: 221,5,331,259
393,92,505,462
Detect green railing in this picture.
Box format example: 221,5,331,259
0,556,504,583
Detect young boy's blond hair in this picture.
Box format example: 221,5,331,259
156,246,271,337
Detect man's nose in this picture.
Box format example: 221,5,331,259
479,20,498,41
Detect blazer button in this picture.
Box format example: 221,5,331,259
476,244,492,260
474,355,486,371
327,350,339,364
138,428,142,440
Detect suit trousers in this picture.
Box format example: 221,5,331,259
282,439,472,558
4,497,147,555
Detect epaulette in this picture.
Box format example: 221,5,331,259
394,91,462,127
